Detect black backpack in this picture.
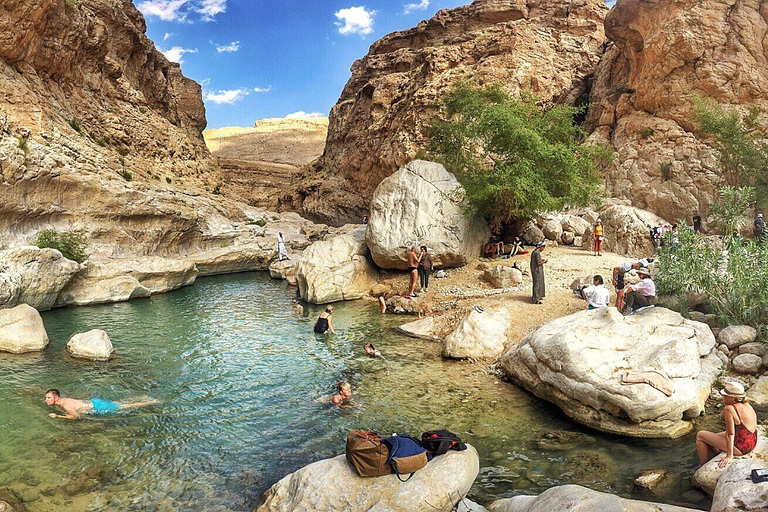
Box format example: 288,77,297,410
420,430,467,456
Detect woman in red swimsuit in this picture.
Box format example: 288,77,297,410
696,381,759,468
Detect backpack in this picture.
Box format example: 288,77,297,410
382,433,430,482
345,430,393,478
420,430,467,456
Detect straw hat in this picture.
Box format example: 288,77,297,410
719,381,746,398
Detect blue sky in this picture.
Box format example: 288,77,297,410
137,0,470,128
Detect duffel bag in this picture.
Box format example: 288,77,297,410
420,429,467,456
345,430,393,478
382,433,430,482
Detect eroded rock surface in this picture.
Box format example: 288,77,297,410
67,329,114,361
0,304,48,354
693,429,767,497
0,247,79,311
444,307,511,360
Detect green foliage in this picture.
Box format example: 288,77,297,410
68,118,82,134
117,147,128,157
165,177,172,184
656,218,768,332
118,156,125,166
17,136,28,153
119,169,133,181
660,162,671,181
639,127,655,140
212,182,223,195
35,229,88,263
65,0,77,6
247,218,268,227
693,97,768,204
139,107,147,114
710,186,754,236
427,83,607,225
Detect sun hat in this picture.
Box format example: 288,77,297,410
720,381,746,398
759,213,764,218
536,241,546,248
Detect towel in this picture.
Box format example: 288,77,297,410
621,369,675,397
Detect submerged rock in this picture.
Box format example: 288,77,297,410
0,487,25,512
256,445,479,512
67,329,114,361
395,317,440,342
536,431,596,451
0,304,48,354
634,469,676,495
443,307,511,360
366,161,489,270
500,307,721,438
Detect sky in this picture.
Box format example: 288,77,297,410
136,0,471,128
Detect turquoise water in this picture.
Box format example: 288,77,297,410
0,273,710,510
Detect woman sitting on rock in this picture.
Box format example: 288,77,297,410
696,381,758,468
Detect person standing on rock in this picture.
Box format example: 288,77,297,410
418,246,433,293
531,241,547,304
277,231,289,261
593,219,603,256
696,381,758,468
406,246,421,297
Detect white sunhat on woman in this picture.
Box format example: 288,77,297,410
719,381,746,398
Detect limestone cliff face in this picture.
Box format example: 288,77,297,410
586,0,768,221
302,0,608,225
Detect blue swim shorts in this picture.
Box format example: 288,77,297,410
90,398,120,414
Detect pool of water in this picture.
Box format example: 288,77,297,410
0,273,711,510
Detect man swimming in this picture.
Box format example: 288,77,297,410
44,389,157,419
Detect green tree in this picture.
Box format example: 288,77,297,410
427,83,606,225
35,229,89,263
709,186,755,236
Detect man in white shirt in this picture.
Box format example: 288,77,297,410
579,275,610,309
624,269,656,314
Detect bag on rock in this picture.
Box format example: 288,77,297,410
382,433,430,482
345,430,393,478
420,430,467,456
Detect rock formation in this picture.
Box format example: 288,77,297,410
0,247,78,310
586,0,768,221
298,0,608,225
67,329,114,360
501,307,722,437
693,428,767,501
0,304,48,354
443,307,511,360
366,161,490,270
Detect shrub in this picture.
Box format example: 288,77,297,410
17,136,28,153
35,229,88,263
117,147,128,157
710,186,754,236
139,107,147,114
165,177,172,184
68,118,82,134
65,0,77,6
120,169,133,181
660,162,671,181
639,127,655,140
212,182,222,195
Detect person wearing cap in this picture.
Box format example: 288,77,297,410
696,381,758,468
755,213,765,242
593,219,603,256
622,268,656,314
531,241,547,304
612,259,650,312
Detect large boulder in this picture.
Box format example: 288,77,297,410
444,307,511,360
484,266,523,289
718,325,757,350
710,457,768,512
487,484,701,512
731,353,762,374
746,377,768,410
0,304,48,354
66,329,114,361
0,263,22,308
256,445,479,512
520,223,545,246
500,307,721,438
297,227,379,303
693,429,768,496
366,161,490,270
269,255,301,283
539,217,563,241
584,205,663,258
561,215,590,237
0,246,79,311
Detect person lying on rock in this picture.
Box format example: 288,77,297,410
576,275,610,309
696,381,758,468
45,389,157,420
331,382,354,406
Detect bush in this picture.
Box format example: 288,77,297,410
660,162,671,181
35,229,88,263
120,169,133,181
117,147,128,157
68,118,82,134
17,136,28,153
709,186,754,236
165,177,172,184
212,182,222,195
428,83,607,226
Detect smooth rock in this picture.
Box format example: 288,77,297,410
520,223,545,245
716,351,728,365
746,377,768,409
539,217,563,241
693,429,767,496
386,295,424,314
66,329,114,361
457,500,489,512
561,231,575,245
738,342,765,357
500,307,721,438
711,457,768,512
444,307,511,360
269,255,302,282
573,236,583,248
366,161,490,270
394,317,440,342
0,246,79,311
487,484,701,512
297,226,379,303
634,469,675,495
256,445,480,512
732,354,762,374
0,304,48,354
561,215,590,237
718,344,730,356
484,266,523,289
718,325,757,350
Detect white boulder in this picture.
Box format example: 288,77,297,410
0,246,79,310
539,217,563,241
746,376,768,409
366,160,490,270
500,307,721,438
395,317,440,342
297,226,379,304
718,325,757,350
484,266,523,289
256,445,480,512
561,231,575,245
561,215,590,237
487,484,701,512
0,304,49,353
731,353,762,374
585,205,664,258
269,255,301,283
694,429,767,497
444,307,511,360
711,457,768,512
67,329,114,361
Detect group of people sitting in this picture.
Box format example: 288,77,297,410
575,257,656,315
482,236,527,259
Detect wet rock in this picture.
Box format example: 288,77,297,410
366,161,489,270
394,317,440,342
634,469,676,495
67,329,114,361
256,445,479,512
567,453,615,483
732,354,762,374
484,266,523,289
718,325,757,350
0,488,25,512
536,431,596,451
0,304,49,354
18,472,40,487
443,307,511,360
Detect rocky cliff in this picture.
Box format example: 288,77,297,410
586,0,768,221
299,0,608,225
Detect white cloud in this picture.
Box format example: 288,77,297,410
253,86,272,93
403,0,428,14
334,6,376,36
216,41,240,53
204,88,249,104
286,111,325,119
137,0,227,22
163,32,174,41
162,46,198,63
198,0,227,20
200,78,211,86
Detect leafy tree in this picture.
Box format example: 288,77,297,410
427,83,606,226
709,186,755,236
35,229,89,263
693,97,768,204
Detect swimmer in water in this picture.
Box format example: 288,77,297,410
363,343,383,358
44,389,157,420
292,297,304,318
314,305,336,334
331,382,353,406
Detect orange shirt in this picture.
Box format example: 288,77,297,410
595,225,603,237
